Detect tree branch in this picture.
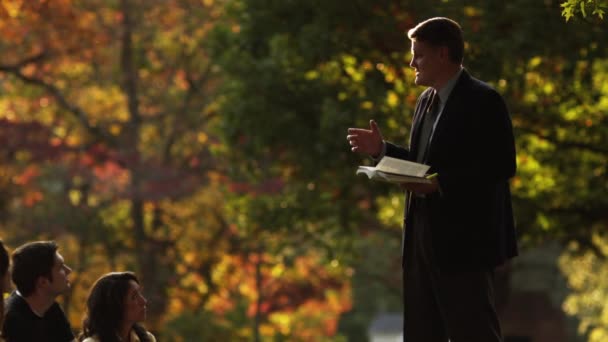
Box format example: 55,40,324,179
518,125,608,155
120,0,141,126
161,65,214,163
0,51,48,70
0,54,113,144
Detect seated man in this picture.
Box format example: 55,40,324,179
2,241,75,342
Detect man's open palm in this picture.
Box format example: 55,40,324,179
347,120,383,157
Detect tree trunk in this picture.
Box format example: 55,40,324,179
120,0,169,327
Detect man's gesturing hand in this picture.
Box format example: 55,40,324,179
346,120,384,158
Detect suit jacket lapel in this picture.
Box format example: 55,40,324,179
425,70,470,161
409,88,435,157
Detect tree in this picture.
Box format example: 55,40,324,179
0,1,354,339
0,0,223,328
2,0,608,339
210,0,608,338
561,0,607,21
560,235,608,342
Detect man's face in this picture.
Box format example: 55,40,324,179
46,252,72,296
409,40,444,87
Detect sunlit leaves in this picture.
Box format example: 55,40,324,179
560,234,608,341
561,0,607,21
1,0,607,339
375,194,405,228
0,0,231,336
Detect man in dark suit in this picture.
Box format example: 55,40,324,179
347,17,517,342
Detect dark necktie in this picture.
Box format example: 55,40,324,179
416,90,440,163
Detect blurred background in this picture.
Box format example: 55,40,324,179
0,0,607,341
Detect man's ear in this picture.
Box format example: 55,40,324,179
36,276,50,290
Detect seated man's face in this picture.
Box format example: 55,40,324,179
47,252,72,296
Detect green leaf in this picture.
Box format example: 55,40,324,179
581,1,588,17
592,8,606,19
562,7,574,21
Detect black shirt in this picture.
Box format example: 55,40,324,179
2,291,74,342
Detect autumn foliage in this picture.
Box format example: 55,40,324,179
0,0,352,340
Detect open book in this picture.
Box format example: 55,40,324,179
356,156,432,184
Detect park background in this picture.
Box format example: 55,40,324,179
0,0,607,341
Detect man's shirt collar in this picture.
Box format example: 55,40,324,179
435,67,463,105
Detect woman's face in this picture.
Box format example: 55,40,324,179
123,280,147,324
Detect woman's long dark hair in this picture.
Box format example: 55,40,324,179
78,272,151,342
0,240,9,329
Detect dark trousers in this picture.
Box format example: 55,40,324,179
402,200,503,342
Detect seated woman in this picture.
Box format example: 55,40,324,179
79,272,155,342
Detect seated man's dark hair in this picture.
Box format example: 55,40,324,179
11,241,58,296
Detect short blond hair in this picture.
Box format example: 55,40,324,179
408,17,464,64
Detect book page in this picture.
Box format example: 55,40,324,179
376,157,430,177
356,165,431,184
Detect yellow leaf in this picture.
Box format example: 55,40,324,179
197,132,208,144
69,189,81,205
110,124,122,135
361,101,373,109
387,91,399,108
304,70,319,80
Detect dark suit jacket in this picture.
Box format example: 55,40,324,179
385,69,518,272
